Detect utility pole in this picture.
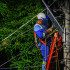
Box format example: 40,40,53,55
64,0,70,70
59,0,70,70
42,0,70,69
57,0,70,69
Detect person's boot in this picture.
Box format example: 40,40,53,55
42,62,46,70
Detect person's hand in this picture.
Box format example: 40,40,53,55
48,28,52,32
46,30,50,33
54,32,58,38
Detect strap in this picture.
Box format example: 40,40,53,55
34,32,42,55
34,32,47,45
34,32,37,45
39,38,48,45
34,24,43,29
34,32,36,37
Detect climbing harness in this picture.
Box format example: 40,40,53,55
34,28,57,54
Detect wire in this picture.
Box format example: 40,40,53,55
0,66,41,70
50,1,70,21
55,14,64,18
0,44,63,69
0,39,68,69
0,33,61,68
46,46,63,58
0,9,47,43
0,27,33,47
0,44,35,67
57,0,70,14
0,1,65,69
0,0,57,48
0,0,56,43
48,0,56,7
60,6,70,14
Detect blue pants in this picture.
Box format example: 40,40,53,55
40,44,49,62
40,44,49,70
42,64,45,70
38,42,50,70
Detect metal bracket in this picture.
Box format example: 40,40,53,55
62,27,66,42
42,0,64,37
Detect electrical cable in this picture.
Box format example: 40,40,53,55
56,0,70,14
0,27,33,47
0,33,63,68
0,9,47,43
0,44,64,69
0,36,69,69
0,66,41,70
0,0,56,43
0,43,35,67
2,56,70,70
0,1,67,69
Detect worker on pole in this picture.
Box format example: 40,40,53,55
34,13,53,70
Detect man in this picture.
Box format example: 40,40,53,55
34,13,52,70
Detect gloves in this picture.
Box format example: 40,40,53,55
46,29,51,33
48,25,54,31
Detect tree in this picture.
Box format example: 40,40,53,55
0,0,43,70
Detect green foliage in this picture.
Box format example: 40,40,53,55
0,2,8,16
0,0,43,70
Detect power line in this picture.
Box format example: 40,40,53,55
0,1,57,48
56,0,70,14
0,66,41,70
0,0,62,69
0,35,63,68
0,44,64,69
0,0,56,43
0,38,68,69
0,44,35,67
0,9,47,43
0,27,33,47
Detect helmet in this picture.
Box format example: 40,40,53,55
37,13,46,20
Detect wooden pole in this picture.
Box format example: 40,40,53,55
64,0,70,70
57,0,70,69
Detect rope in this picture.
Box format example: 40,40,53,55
57,1,70,14
46,46,63,58
0,1,64,69
57,58,60,70
45,37,47,69
0,66,41,70
0,43,68,69
0,0,56,43
0,44,35,67
0,28,33,47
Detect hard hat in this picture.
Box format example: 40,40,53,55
37,13,46,19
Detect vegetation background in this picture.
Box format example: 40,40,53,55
0,0,63,70
0,0,44,70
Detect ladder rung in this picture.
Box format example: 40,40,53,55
52,56,57,58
